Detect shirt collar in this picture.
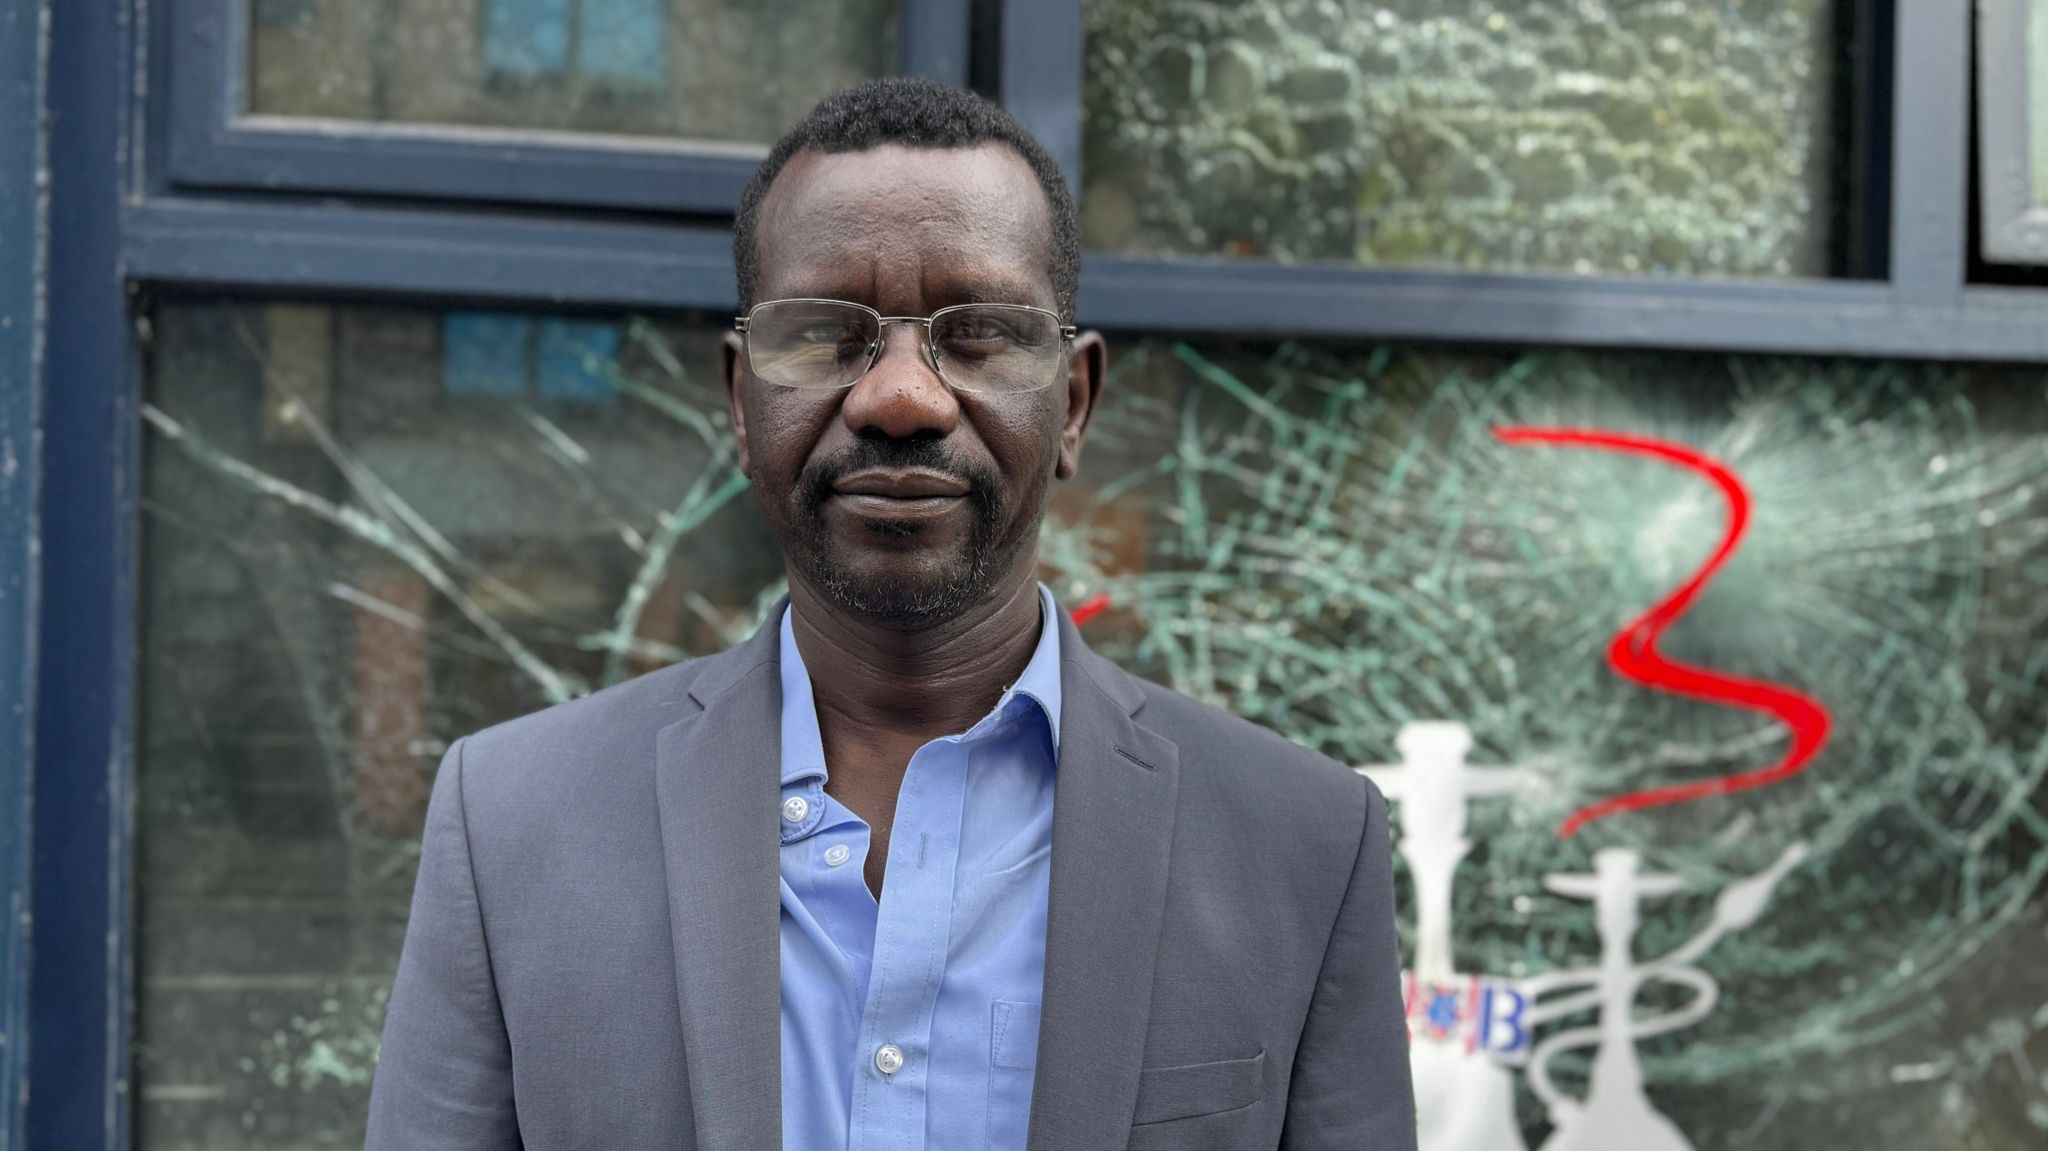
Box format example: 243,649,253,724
777,582,1063,788
1003,582,1064,750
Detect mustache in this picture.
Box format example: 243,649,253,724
799,436,998,509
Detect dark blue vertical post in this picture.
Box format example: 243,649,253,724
1889,0,1968,304
901,0,972,86
0,0,48,1144
32,0,136,1145
997,0,1082,196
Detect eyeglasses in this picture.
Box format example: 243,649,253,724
735,298,1076,395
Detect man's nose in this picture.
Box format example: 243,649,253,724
840,321,961,440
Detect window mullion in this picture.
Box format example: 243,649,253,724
1889,0,1970,304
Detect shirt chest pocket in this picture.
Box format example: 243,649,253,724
988,1000,1042,1149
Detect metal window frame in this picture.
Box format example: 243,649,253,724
126,1,2048,363
164,0,972,214
31,0,139,1145
22,1,2048,1149
988,0,1080,194
1063,0,2043,357
1978,0,2048,262
0,0,48,1144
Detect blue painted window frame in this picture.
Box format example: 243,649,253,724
0,0,44,1142
128,1,2048,360
31,0,138,1146
24,2,2048,1150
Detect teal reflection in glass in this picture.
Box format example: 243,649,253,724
2030,0,2048,206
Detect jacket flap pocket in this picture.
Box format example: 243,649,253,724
1131,1047,1265,1126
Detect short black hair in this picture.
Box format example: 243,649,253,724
732,77,1080,321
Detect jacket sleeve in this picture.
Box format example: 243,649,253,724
365,737,522,1149
1279,774,1418,1149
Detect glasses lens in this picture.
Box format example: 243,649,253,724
744,301,880,389
930,306,1064,394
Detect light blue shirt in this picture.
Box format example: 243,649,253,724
777,584,1062,1151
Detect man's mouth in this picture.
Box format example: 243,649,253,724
828,467,972,519
831,468,972,499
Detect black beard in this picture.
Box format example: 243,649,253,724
786,435,1011,628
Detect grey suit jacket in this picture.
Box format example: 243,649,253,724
365,600,1417,1150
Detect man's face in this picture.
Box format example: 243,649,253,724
724,143,1103,629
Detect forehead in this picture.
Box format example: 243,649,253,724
753,143,1056,308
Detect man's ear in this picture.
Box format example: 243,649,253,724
721,331,752,476
1055,330,1107,481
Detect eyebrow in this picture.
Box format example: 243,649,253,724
762,281,1053,311
937,280,1048,307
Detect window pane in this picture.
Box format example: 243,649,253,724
2032,0,2048,207
1082,0,1851,277
139,301,2048,1148
1062,339,2048,1150
246,0,898,143
136,299,780,1149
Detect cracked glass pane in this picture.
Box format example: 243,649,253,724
140,301,2048,1148
1082,0,1852,277
1051,339,2048,1151
245,0,897,143
137,300,781,1148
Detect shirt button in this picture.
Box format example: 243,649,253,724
781,795,809,823
874,1044,905,1075
824,843,851,866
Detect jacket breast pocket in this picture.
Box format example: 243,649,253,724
1131,1046,1266,1126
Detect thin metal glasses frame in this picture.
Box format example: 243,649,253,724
734,297,1078,393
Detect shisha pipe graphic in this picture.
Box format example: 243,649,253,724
1519,842,1810,1151
1492,427,1833,838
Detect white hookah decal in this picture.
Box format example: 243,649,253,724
1364,722,1809,1151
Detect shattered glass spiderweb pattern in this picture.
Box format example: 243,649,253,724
138,303,2048,1148
1045,340,2048,1150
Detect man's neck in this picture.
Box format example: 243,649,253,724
787,569,1046,750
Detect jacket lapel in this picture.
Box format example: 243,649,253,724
1027,608,1182,1151
653,609,786,1151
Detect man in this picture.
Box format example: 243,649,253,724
366,78,1415,1151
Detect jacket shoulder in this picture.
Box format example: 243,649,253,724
447,643,752,814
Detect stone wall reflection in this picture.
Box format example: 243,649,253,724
1083,0,1841,277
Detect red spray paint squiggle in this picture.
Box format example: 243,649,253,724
1069,593,1112,627
1493,427,1832,839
